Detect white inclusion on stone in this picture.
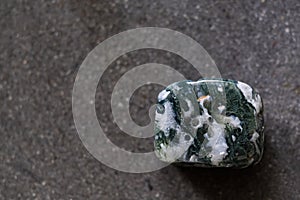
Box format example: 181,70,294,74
218,105,226,113
232,135,236,142
204,121,228,166
195,95,229,166
192,95,211,128
226,115,243,130
189,155,198,162
217,85,223,92
250,132,260,155
158,90,170,102
236,81,262,113
183,99,194,118
155,101,176,135
157,129,193,162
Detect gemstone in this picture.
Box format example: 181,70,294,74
154,79,264,168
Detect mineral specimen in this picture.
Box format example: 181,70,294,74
154,79,264,168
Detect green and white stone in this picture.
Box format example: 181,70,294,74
154,79,264,168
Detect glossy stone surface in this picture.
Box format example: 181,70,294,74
154,79,264,168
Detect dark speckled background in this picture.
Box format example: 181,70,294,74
0,0,299,199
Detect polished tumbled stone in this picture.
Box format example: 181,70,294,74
154,79,264,168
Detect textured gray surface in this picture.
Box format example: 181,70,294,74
0,0,299,199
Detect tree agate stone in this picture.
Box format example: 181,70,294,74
154,79,264,168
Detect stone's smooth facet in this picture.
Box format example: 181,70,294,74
154,79,264,168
